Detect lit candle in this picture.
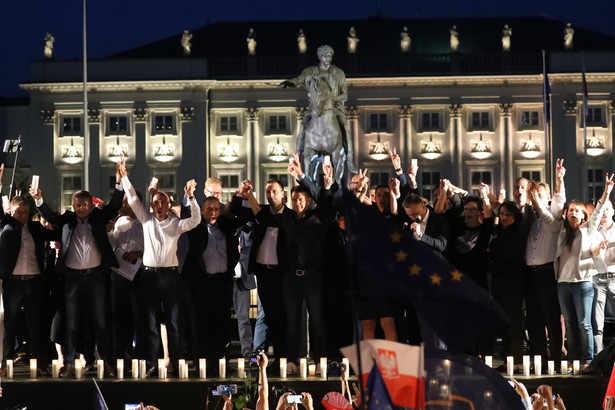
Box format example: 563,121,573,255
75,360,83,379
117,359,124,379
572,360,580,375
30,358,37,378
6,360,13,378
440,384,450,397
484,356,493,368
522,355,530,377
443,359,451,377
300,358,307,379
534,355,542,376
238,358,245,378
279,358,287,379
547,361,555,375
561,360,568,375
52,359,60,379
140,360,147,379
178,359,186,379
342,358,350,379
506,356,514,377
199,358,207,379
132,359,139,379
320,358,328,379
158,359,166,379
219,358,226,378
308,364,316,376
428,379,439,397
97,359,104,379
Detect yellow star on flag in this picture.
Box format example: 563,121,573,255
430,273,442,285
395,250,408,262
409,264,421,276
451,270,463,282
390,231,402,243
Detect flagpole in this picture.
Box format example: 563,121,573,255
542,50,553,186
83,0,89,191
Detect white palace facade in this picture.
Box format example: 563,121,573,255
2,17,615,209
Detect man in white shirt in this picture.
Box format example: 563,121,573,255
118,156,200,375
525,159,566,366
33,164,124,377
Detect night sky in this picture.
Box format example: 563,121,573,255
2,0,615,97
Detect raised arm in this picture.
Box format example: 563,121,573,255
434,179,450,214
255,353,269,410
178,179,201,232
479,182,493,218
388,177,400,215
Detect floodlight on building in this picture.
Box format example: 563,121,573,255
154,136,174,162
219,138,239,162
62,138,83,164
420,135,442,160
520,133,541,159
586,129,605,157
108,136,127,162
368,134,389,161
470,134,491,160
268,137,289,162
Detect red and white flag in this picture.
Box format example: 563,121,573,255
341,340,425,408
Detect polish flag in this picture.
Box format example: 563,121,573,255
341,340,425,409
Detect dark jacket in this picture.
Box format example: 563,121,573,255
37,189,123,273
0,213,60,279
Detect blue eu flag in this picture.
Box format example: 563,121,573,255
344,190,508,353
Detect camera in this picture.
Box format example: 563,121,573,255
287,394,303,404
249,349,264,366
212,385,238,396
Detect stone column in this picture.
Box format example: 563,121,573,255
499,103,513,193
398,105,413,166
133,106,148,188
449,104,463,183
87,108,102,194
345,106,359,171
246,107,259,189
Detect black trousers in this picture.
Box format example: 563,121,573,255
63,268,111,363
110,271,138,360
525,264,562,363
136,268,181,367
254,264,287,358
283,271,326,362
2,276,48,365
190,273,233,364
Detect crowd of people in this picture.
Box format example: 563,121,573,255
0,147,613,381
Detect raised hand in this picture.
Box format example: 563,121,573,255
0,163,4,182
390,147,402,171
388,177,400,196
478,182,490,198
184,179,197,197
323,162,333,189
555,158,566,179
288,152,303,178
606,173,615,196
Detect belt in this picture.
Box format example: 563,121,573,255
598,272,615,279
527,263,554,271
293,269,318,277
65,267,101,275
256,263,280,270
11,274,41,281
143,266,178,273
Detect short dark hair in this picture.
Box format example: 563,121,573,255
73,190,93,202
403,194,424,208
202,196,221,207
463,196,483,211
265,178,285,191
290,185,311,197
10,195,28,208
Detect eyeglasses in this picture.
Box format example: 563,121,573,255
463,208,479,212
205,189,222,196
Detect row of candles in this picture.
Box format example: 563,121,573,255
9,357,350,379
484,355,584,376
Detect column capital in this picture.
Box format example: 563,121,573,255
133,107,148,122
562,100,577,116
609,100,615,113
180,106,195,121
41,109,55,124
246,107,259,121
398,105,412,118
449,104,463,118
499,103,514,116
346,106,359,119
295,107,308,121
88,108,101,123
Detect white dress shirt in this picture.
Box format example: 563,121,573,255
65,218,102,270
121,175,200,268
13,223,40,275
525,190,566,265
